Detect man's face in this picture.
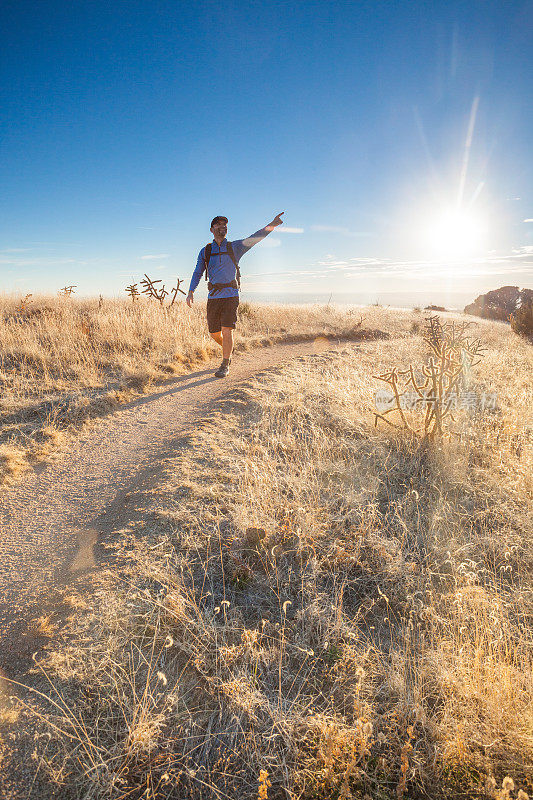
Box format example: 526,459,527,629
211,219,228,239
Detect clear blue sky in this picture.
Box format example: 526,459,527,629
1,0,532,307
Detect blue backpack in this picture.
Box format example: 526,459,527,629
202,241,241,295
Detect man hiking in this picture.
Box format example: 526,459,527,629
186,212,284,377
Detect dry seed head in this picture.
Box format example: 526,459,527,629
377,586,390,603
156,672,167,686
258,769,271,800
502,777,515,792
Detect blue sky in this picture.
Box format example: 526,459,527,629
1,0,532,308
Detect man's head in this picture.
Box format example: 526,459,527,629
210,215,228,240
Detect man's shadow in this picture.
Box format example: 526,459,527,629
119,367,219,411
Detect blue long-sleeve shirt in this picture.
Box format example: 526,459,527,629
189,226,272,299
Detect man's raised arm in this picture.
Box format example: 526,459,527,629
232,212,284,259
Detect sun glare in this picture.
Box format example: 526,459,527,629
423,207,487,260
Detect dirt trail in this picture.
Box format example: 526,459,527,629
0,339,345,675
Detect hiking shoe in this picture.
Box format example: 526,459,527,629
215,359,230,378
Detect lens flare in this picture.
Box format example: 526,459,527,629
423,207,487,260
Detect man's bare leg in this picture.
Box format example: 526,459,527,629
210,329,233,361
221,327,233,360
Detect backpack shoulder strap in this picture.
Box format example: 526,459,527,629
226,241,241,288
203,243,212,282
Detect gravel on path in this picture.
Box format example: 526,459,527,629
0,339,346,676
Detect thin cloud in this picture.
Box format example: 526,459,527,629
293,249,533,283
523,218,533,223
319,257,382,268
0,256,80,267
311,225,374,237
141,254,169,260
26,241,81,247
277,226,304,234
511,246,533,256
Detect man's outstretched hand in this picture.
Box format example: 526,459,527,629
266,212,284,231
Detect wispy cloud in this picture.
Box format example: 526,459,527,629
311,225,374,237
313,251,533,280
277,226,304,234
523,218,533,223
26,241,81,247
239,246,533,292
511,245,533,256
254,250,533,288
319,256,382,268
141,253,169,260
0,256,81,267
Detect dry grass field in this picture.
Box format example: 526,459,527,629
1,297,532,799
0,293,379,486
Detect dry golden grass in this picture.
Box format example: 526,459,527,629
11,308,531,799
0,292,395,485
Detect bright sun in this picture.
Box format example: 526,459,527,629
423,207,487,260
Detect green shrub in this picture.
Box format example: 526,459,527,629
510,298,533,338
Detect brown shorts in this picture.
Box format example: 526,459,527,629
207,296,239,333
